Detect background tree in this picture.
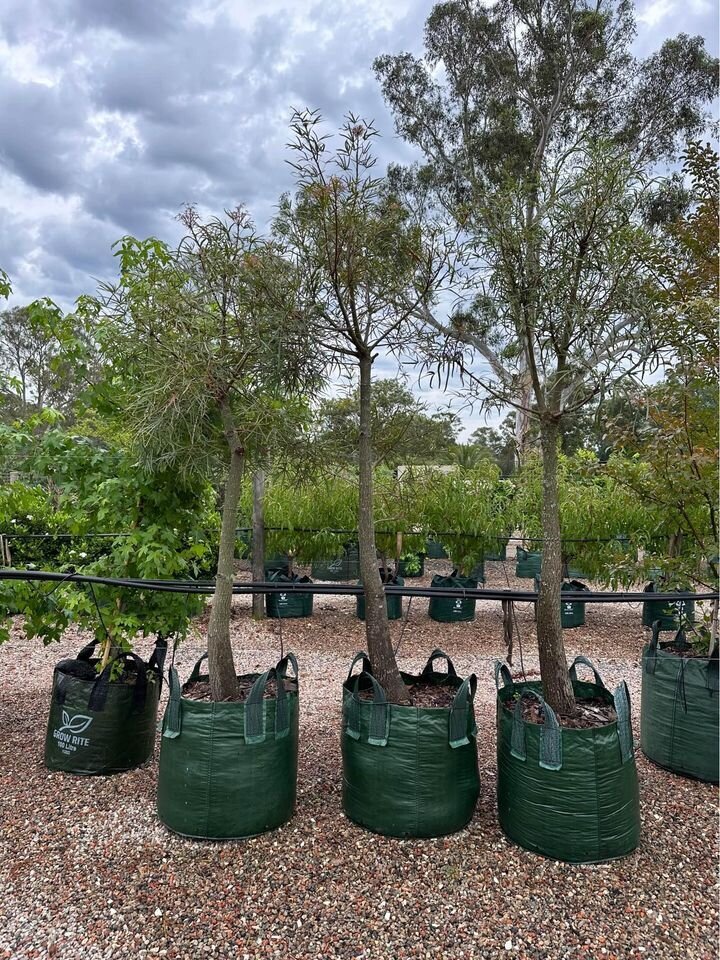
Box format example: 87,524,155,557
376,0,718,715
89,208,320,700
276,111,449,703
315,378,457,467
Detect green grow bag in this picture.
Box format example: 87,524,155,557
641,624,719,783
342,650,480,838
536,578,590,628
515,547,542,578
495,656,640,863
429,571,477,623
469,558,486,583
264,552,290,575
157,653,299,839
425,538,449,560
397,553,425,578
566,562,589,580
357,572,404,621
266,571,313,619
642,582,695,631
311,543,360,581
485,540,508,562
44,640,166,776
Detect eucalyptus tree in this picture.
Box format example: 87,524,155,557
376,0,718,715
275,111,450,702
90,208,321,700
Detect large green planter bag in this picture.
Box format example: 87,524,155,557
495,657,640,863
642,582,695,631
342,650,480,838
641,624,719,783
357,572,404,621
266,572,313,619
469,558,486,583
44,640,166,776
397,553,425,578
311,543,360,581
515,547,542,578
157,653,299,840
429,571,477,622
425,538,449,560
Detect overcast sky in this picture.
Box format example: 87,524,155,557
0,0,717,434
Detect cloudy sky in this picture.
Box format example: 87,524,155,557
0,0,717,431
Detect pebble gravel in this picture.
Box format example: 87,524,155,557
0,559,717,960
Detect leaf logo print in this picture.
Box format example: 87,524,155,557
58,713,94,734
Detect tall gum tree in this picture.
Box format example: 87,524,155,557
90,209,321,700
275,111,451,703
376,0,718,714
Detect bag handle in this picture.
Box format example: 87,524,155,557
87,651,149,713
148,638,168,693
613,681,634,763
276,652,299,683
449,674,477,748
421,648,458,679
493,660,513,691
162,666,183,739
346,651,372,682
245,667,291,744
510,689,562,771
76,640,99,662
188,653,209,682
568,656,607,691
345,671,389,747
645,620,662,674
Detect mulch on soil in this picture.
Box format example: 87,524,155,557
0,557,716,960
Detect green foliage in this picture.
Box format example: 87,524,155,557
1,427,219,657
315,379,457,467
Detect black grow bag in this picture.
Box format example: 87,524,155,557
44,639,166,776
641,623,719,783
425,538,449,560
157,653,299,839
264,552,291,575
342,650,479,838
485,540,509,562
428,571,477,622
265,571,313,619
356,571,404,621
515,547,542,578
642,581,695,631
495,656,640,863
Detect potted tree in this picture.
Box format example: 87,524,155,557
4,427,214,776
279,112,480,837
377,0,715,859
91,209,320,837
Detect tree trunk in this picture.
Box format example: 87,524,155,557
358,353,409,704
251,468,266,620
208,444,244,701
537,418,575,715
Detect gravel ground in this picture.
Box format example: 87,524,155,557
0,558,717,960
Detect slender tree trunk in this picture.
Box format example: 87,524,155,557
208,441,244,701
358,353,408,703
537,418,575,715
252,468,266,620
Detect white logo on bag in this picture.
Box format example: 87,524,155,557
53,710,93,754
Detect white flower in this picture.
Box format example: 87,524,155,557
79,551,88,559
10,519,16,525
26,514,33,520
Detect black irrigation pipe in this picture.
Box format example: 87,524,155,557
3,529,670,545
1,569,716,604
